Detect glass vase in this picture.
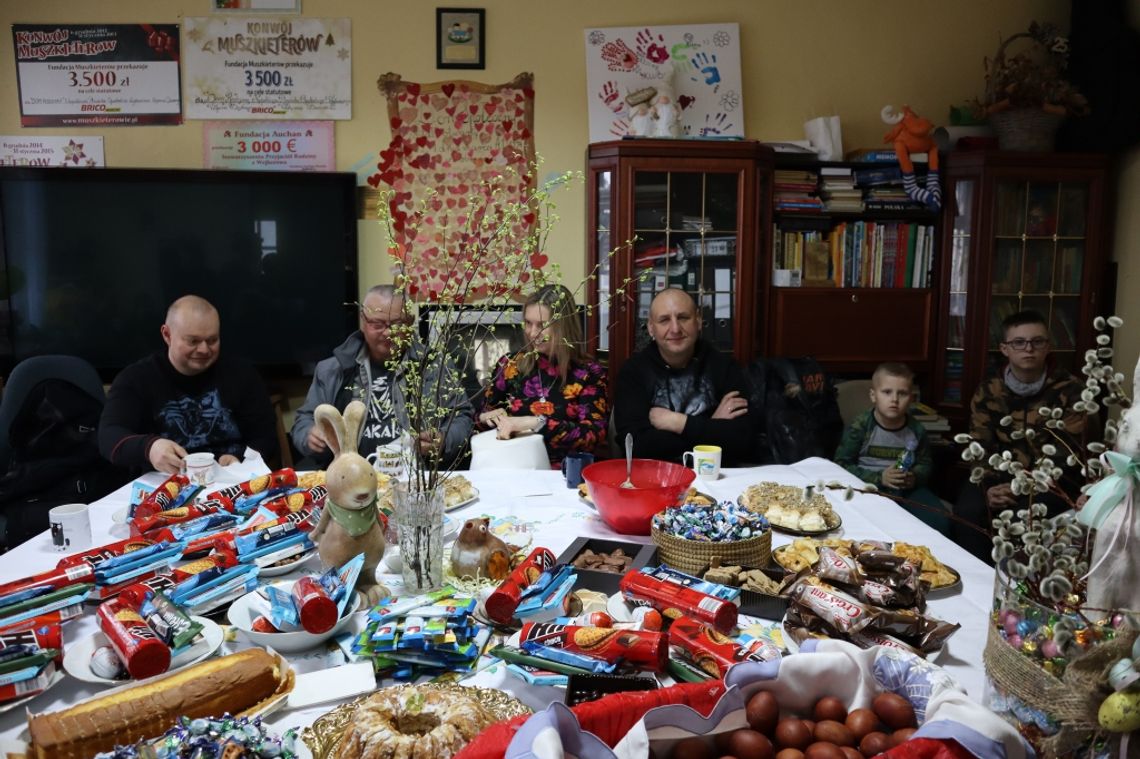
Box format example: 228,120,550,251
393,483,444,594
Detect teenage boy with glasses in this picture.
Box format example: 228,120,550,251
953,309,1089,561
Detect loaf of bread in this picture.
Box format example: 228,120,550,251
28,648,292,759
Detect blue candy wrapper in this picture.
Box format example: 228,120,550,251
520,641,617,674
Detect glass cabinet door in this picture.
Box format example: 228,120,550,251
631,169,739,355
987,180,1088,376
594,169,612,353
941,179,973,404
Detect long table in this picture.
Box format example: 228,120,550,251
0,458,996,751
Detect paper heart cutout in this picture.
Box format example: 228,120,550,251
406,83,421,97
390,117,402,130
366,173,381,188
442,83,455,98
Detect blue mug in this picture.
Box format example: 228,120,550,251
561,452,595,488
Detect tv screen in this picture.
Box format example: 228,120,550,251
0,166,358,379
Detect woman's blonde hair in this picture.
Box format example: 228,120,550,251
516,284,586,385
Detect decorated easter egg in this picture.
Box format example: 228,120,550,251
1098,690,1140,732
90,644,126,680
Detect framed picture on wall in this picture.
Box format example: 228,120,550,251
214,0,301,11
436,8,485,69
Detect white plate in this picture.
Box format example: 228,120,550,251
228,581,361,653
257,549,318,577
63,616,222,685
445,489,480,512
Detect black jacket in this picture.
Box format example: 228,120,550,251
99,351,278,471
614,339,753,465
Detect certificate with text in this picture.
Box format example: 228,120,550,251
183,17,351,120
203,121,334,170
12,24,182,127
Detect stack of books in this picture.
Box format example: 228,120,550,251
818,167,862,212
911,402,951,435
774,168,823,212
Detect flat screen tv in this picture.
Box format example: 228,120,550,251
0,166,359,380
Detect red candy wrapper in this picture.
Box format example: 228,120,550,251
0,620,63,659
96,597,170,680
130,501,227,537
668,618,779,678
619,570,738,634
519,622,669,673
57,536,161,570
133,474,192,520
204,468,298,505
0,564,94,606
485,547,556,625
257,486,328,518
292,576,337,634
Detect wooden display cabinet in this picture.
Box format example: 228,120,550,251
931,151,1112,426
764,155,941,373
585,140,773,386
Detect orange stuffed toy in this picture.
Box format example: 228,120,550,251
881,105,941,210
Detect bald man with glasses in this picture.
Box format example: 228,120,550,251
953,309,1090,561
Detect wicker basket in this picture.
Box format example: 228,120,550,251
651,515,772,575
988,107,1064,151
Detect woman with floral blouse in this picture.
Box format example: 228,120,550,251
479,285,608,465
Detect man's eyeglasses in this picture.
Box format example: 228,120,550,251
1003,337,1050,351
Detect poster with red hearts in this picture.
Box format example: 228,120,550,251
372,72,539,302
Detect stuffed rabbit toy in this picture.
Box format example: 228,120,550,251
1080,355,1140,621
309,401,389,604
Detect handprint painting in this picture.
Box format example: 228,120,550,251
584,23,744,142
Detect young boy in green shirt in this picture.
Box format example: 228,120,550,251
834,362,950,532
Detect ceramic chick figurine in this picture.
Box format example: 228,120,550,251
450,517,511,580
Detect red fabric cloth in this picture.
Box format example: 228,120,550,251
882,737,974,759
455,680,728,759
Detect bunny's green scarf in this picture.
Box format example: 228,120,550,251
325,496,379,537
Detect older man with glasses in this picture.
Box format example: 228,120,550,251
953,309,1090,562
289,284,473,468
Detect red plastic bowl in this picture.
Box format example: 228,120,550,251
582,458,696,535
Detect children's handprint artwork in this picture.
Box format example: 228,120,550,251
584,23,742,142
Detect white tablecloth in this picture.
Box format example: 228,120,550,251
0,458,995,751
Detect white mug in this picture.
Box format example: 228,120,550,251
682,445,722,481
49,503,91,552
185,452,217,486
367,444,405,479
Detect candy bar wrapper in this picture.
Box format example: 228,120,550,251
266,585,302,631
403,597,477,619
815,546,863,587
506,662,568,686
0,610,76,635
234,518,311,557
133,474,191,520
0,563,95,608
0,620,62,662
293,576,338,634
367,587,455,624
520,641,618,674
131,501,228,537
785,577,878,637
94,546,185,586
327,552,365,617
256,485,328,518
241,504,319,536
121,585,202,649
848,629,926,657
619,570,738,634
57,536,162,571
668,618,779,679
252,539,314,569
640,565,740,602
0,584,92,628
97,597,171,680
180,568,259,615
143,512,240,544
486,547,557,625
205,468,298,510
519,622,669,673
0,660,57,704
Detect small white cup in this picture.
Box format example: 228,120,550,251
49,503,91,552
367,444,405,479
682,444,722,481
185,452,217,486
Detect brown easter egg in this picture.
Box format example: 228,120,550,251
774,719,813,750
803,742,845,759
747,691,781,736
813,721,855,748
813,696,848,723
858,731,892,757
727,729,774,759
844,709,879,741
671,736,714,759
871,693,916,730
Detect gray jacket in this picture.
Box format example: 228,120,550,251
290,332,474,466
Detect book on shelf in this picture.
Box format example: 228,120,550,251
846,148,929,163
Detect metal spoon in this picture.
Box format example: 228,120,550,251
621,433,635,489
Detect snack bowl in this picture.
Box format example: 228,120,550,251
582,459,695,535
228,580,361,653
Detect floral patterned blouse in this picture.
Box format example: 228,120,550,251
480,353,608,464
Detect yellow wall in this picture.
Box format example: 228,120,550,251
3,0,1136,376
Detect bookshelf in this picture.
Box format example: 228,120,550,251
585,139,774,387
765,154,941,372
931,151,1112,426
